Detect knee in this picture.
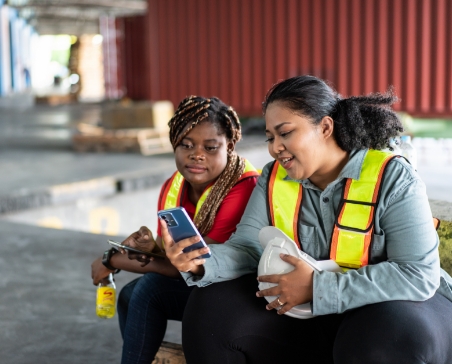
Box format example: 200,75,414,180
117,278,139,313
133,272,166,297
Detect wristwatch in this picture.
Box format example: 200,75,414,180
102,248,121,274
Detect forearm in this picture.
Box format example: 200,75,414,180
110,253,181,278
313,257,440,315
182,225,263,287
181,172,269,287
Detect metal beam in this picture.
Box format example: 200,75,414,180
21,6,143,20
9,0,147,11
8,0,147,34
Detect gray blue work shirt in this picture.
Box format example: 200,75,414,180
182,149,452,315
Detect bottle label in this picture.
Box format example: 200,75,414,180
96,287,116,306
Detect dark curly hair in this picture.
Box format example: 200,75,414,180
262,75,404,152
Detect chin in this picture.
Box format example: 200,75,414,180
287,170,305,181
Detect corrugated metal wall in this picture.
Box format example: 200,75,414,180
124,0,452,117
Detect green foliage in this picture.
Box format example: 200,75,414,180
438,220,452,275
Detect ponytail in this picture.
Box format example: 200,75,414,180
263,76,404,151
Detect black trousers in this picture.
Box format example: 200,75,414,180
182,274,452,364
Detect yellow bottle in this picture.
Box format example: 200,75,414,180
96,273,116,319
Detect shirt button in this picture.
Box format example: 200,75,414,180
323,197,330,203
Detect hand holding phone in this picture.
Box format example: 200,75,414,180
157,207,211,259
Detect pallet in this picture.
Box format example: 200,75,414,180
35,94,76,106
152,341,186,364
72,123,173,156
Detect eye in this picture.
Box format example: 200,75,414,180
180,143,193,149
280,131,292,138
265,136,274,143
205,146,219,152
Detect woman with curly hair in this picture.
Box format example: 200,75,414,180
155,75,452,363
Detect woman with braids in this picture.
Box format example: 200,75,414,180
158,75,452,363
91,95,259,363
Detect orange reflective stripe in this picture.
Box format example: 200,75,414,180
239,170,260,181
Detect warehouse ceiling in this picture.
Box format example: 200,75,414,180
7,0,147,35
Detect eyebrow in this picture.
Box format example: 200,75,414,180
183,137,219,142
265,122,291,133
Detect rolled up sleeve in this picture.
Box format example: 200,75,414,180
182,166,271,287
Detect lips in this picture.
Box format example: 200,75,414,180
186,164,207,173
279,156,294,167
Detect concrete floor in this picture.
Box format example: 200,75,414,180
0,220,133,363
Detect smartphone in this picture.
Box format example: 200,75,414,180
108,240,165,259
157,207,211,259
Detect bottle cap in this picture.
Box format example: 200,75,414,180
400,135,411,142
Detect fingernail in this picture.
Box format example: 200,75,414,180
280,253,285,258
256,292,260,297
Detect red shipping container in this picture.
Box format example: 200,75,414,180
122,0,452,117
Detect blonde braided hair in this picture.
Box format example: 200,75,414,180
168,96,245,236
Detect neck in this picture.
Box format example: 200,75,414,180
309,147,350,190
187,183,209,205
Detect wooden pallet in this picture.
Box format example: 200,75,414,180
35,94,76,106
72,123,173,156
152,341,186,364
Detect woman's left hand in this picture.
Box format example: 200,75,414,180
160,219,210,275
256,253,314,315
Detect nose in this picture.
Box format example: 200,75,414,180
270,138,285,155
189,147,205,161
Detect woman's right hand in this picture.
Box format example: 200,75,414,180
91,257,113,285
121,226,159,266
160,219,209,275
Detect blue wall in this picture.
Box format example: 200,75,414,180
0,3,34,96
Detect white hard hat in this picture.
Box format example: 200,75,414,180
257,226,341,319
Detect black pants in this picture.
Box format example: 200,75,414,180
182,274,452,364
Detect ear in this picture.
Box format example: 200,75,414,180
319,116,334,140
227,140,235,153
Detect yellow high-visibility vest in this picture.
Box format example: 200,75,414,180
160,159,259,219
267,150,396,269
